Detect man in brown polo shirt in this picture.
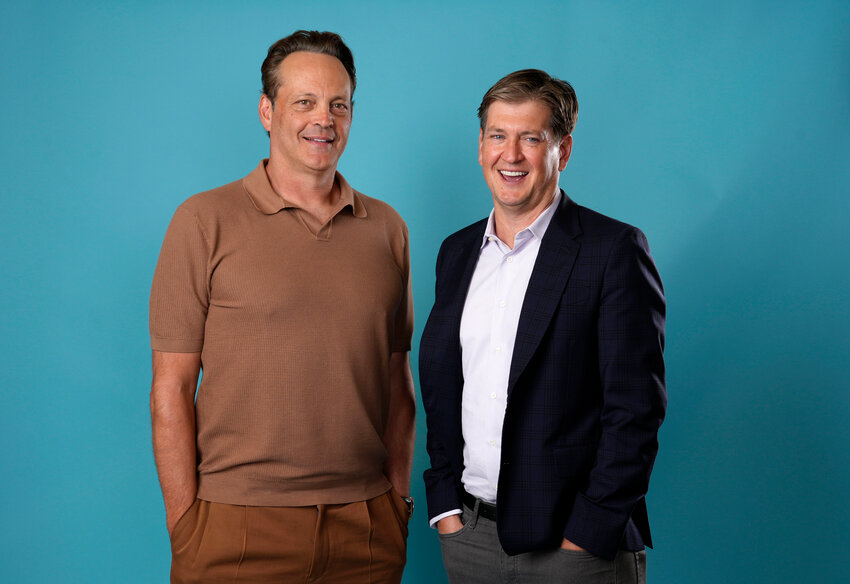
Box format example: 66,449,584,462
149,30,415,583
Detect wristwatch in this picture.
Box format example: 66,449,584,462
402,495,414,518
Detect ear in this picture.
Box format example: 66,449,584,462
478,128,485,167
558,134,573,172
259,94,273,132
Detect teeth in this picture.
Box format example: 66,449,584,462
500,171,527,177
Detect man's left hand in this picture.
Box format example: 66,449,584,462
560,538,586,552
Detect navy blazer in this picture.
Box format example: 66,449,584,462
419,192,666,560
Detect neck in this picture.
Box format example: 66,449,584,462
493,189,557,249
265,156,340,222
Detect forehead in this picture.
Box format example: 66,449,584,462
485,100,552,132
277,51,351,97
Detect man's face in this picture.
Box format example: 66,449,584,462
259,51,352,175
479,100,571,215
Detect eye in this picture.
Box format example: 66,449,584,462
490,134,504,140
525,136,540,143
331,103,349,112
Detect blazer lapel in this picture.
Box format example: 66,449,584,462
444,222,487,318
507,193,582,395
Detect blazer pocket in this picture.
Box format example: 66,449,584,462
553,444,596,479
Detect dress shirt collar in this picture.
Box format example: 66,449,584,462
480,189,562,250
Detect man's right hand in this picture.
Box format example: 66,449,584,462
436,515,464,535
166,497,196,535
151,351,201,537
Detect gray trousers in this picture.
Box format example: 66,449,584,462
439,501,646,584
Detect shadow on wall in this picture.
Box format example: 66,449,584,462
651,123,850,582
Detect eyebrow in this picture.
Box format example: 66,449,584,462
486,127,544,136
291,93,350,102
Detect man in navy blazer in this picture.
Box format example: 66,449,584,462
419,69,666,583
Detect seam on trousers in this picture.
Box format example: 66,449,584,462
307,506,324,583
635,552,642,584
613,551,620,584
234,505,248,581
368,499,375,584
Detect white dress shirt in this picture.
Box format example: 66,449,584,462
430,191,561,527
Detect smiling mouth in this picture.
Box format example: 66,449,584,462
304,137,334,144
499,170,528,182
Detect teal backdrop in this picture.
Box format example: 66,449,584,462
2,1,848,582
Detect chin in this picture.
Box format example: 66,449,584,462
495,191,528,206
305,158,337,171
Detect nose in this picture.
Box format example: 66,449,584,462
313,104,334,128
502,138,522,163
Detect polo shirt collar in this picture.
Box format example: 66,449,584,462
243,159,367,218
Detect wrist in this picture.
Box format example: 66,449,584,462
436,514,464,534
560,537,586,552
401,495,414,517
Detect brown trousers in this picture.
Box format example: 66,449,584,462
170,489,409,583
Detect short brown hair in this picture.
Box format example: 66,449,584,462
478,69,578,140
261,30,356,103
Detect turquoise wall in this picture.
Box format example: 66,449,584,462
2,1,848,582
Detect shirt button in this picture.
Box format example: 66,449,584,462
506,256,514,263
488,236,495,242
490,392,497,399
499,300,506,308
488,439,496,446
494,346,501,352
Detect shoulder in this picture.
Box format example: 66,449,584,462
354,190,408,230
159,175,255,247
354,191,404,222
575,201,638,236
176,177,247,220
567,199,649,250
440,218,488,251
429,218,487,276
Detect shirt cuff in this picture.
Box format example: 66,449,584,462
429,509,462,528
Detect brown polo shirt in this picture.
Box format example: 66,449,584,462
150,160,413,506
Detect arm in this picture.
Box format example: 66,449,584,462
382,351,416,497
563,227,666,559
150,350,200,534
422,363,465,533
420,236,470,527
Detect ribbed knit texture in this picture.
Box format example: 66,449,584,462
150,161,413,506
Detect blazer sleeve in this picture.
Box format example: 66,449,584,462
422,418,463,520
563,226,667,558
420,240,464,520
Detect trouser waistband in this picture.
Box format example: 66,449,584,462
462,490,497,521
